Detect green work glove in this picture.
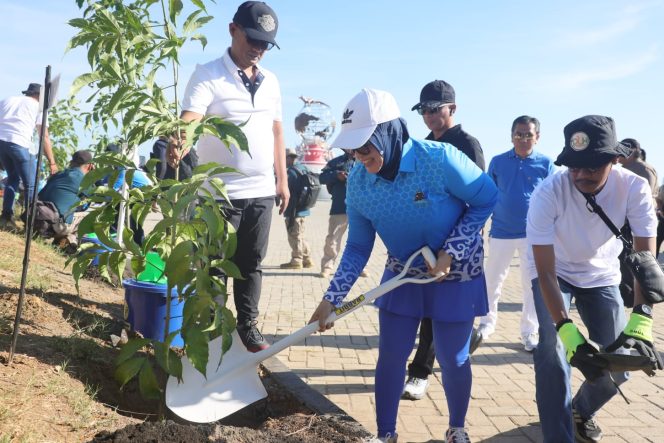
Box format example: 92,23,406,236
605,305,664,375
557,320,606,381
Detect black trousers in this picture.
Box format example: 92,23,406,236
222,196,274,325
407,317,436,378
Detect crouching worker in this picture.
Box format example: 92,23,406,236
309,89,497,443
37,150,94,246
527,115,663,443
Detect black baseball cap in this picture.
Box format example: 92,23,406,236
233,1,279,49
411,80,455,111
555,115,632,168
70,150,93,166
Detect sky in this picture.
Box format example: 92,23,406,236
1,0,663,173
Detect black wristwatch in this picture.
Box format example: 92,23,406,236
633,304,653,318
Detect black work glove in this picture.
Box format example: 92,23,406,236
605,306,663,376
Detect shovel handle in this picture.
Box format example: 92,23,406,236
326,246,440,323
203,246,440,389
263,247,440,355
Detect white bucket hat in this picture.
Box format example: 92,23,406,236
331,88,401,150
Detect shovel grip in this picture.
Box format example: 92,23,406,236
324,246,441,325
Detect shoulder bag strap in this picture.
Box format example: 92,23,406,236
582,192,633,251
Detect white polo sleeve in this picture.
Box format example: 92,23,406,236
527,179,557,245
182,64,214,115
272,76,282,122
627,175,657,238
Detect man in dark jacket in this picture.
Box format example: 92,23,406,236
318,149,368,278
280,148,313,269
402,80,485,401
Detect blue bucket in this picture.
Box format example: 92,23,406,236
123,279,184,347
81,233,114,266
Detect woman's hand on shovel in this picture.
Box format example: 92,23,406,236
428,250,452,282
309,300,335,332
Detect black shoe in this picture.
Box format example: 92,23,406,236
573,408,602,442
469,327,483,354
237,321,270,353
0,215,18,232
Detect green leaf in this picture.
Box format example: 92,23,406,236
122,227,141,256
154,338,184,380
183,10,202,34
93,225,122,250
173,193,198,219
116,337,151,365
183,327,209,376
70,72,102,96
165,241,194,286
109,250,127,282
138,362,162,400
169,0,184,23
115,356,145,388
190,33,208,49
210,258,243,279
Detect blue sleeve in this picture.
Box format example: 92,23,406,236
440,149,497,262
488,157,497,183
322,204,375,306
112,169,126,191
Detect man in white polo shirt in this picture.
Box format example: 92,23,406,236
527,115,662,443
0,83,57,230
173,1,288,352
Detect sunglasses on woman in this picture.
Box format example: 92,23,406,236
353,143,373,156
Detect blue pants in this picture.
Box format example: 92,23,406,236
531,277,629,443
376,309,474,437
0,140,36,218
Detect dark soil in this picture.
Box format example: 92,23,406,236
0,231,370,442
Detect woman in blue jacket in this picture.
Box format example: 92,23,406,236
309,89,497,443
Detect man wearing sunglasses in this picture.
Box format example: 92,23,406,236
527,115,662,442
173,1,287,353
402,80,485,401
478,116,555,353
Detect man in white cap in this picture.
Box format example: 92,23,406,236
0,83,57,230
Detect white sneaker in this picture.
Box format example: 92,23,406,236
445,427,471,443
477,323,495,339
364,432,398,443
522,332,538,352
401,376,429,400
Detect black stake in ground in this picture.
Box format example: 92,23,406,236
8,66,52,364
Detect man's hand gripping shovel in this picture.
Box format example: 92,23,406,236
165,246,441,423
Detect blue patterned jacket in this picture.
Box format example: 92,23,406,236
323,138,497,306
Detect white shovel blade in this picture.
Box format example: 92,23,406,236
165,331,267,423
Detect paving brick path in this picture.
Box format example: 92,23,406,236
253,201,664,442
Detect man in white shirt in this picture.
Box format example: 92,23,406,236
171,1,288,352
527,115,662,443
0,83,57,230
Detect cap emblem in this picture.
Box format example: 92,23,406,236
342,108,354,125
257,14,275,32
570,132,590,151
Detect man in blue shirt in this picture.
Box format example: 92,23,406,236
478,116,555,351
